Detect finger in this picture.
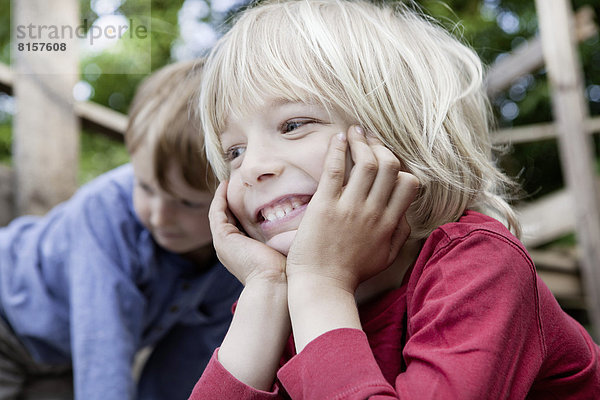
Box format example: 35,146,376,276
209,182,253,263
343,125,378,200
386,171,420,224
208,181,227,227
209,181,239,236
314,132,349,200
364,137,401,206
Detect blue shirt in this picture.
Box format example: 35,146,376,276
0,164,242,399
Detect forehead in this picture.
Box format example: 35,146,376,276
131,143,211,201
163,164,213,202
131,140,154,177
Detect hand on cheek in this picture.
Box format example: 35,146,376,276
209,181,287,286
210,182,291,390
286,125,419,294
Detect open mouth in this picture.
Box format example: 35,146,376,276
258,195,312,223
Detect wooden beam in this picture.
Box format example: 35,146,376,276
75,101,127,140
1,62,125,140
486,6,597,98
12,0,80,215
517,176,600,249
537,270,583,300
491,116,600,145
529,248,578,273
531,248,582,303
518,188,575,248
536,0,600,339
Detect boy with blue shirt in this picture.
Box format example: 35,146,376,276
0,59,242,399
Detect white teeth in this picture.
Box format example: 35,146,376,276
261,196,308,223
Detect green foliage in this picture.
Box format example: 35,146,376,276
0,121,11,164
78,130,129,184
416,0,600,202
0,120,128,184
1,0,599,194
80,0,182,114
0,0,183,183
0,1,10,64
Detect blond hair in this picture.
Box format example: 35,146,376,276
126,59,217,193
200,0,520,238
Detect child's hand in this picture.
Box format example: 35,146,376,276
286,125,419,294
209,181,287,285
210,182,291,390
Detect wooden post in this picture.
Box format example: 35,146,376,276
1,61,128,140
535,0,600,338
12,0,79,215
485,6,597,97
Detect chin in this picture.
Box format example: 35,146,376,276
265,230,297,256
156,238,193,254
159,243,187,254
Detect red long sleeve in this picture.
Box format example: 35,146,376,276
189,349,281,400
190,211,600,399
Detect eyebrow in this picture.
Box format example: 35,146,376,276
270,98,295,107
270,97,320,108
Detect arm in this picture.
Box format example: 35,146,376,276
69,216,145,399
70,261,145,400
67,173,147,400
273,125,416,397
190,182,289,398
279,230,545,399
286,126,418,352
394,235,544,399
137,265,243,400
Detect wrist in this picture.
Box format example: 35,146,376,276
286,268,357,295
218,275,290,391
244,264,288,287
287,275,361,353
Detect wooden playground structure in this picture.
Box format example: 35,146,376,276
1,0,600,336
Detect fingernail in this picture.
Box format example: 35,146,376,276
355,125,364,135
337,132,347,142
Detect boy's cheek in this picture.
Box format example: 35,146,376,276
224,183,252,234
132,189,149,224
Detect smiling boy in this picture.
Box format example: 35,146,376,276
189,1,600,398
222,101,354,255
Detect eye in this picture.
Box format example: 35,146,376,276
180,199,206,209
281,119,314,134
225,146,246,162
138,181,154,194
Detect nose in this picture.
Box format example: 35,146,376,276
150,197,175,227
239,139,284,186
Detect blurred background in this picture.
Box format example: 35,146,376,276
0,0,598,187
0,0,599,329
0,0,597,192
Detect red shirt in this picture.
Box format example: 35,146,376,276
191,211,600,399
